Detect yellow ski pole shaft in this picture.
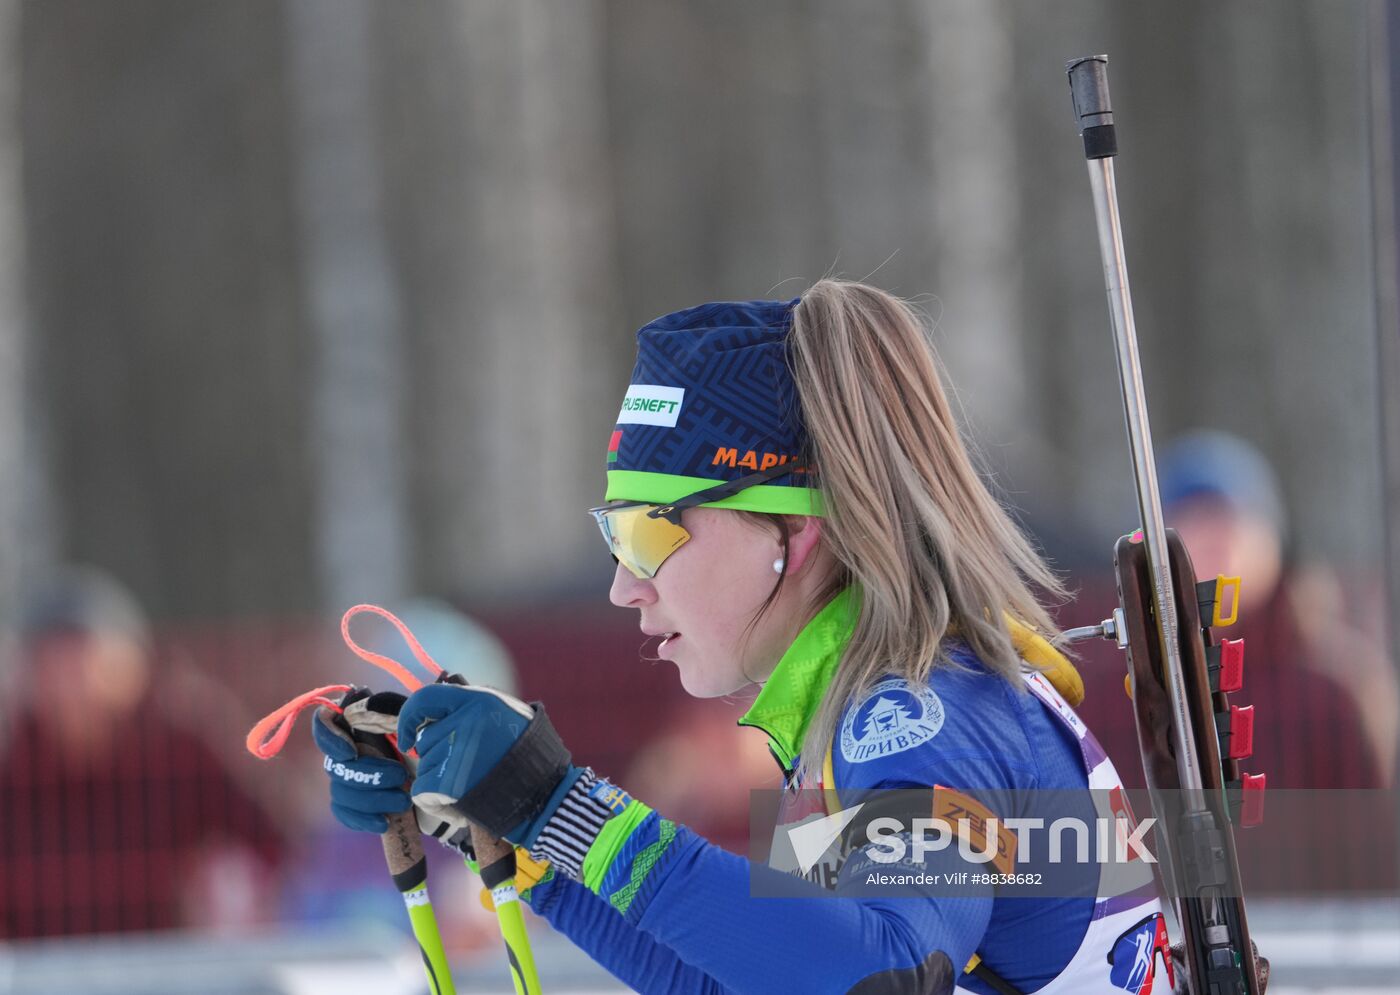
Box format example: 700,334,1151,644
471,827,543,995
381,810,456,995
353,733,457,995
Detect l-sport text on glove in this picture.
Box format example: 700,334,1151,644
324,755,387,786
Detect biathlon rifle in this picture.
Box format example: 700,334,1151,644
1061,55,1267,995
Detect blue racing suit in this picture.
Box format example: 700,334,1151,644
521,589,1123,994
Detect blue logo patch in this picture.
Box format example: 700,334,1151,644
589,780,634,816
839,679,945,764
1108,913,1170,993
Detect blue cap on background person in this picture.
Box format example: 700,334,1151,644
1158,430,1287,537
21,565,150,648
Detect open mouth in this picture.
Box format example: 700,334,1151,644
658,631,682,651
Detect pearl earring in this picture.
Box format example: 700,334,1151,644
773,558,785,574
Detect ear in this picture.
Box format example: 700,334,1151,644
781,515,824,576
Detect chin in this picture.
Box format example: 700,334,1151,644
675,658,747,699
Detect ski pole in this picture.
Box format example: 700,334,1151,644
470,827,543,995
358,739,458,995
337,604,545,994
247,689,457,995
249,606,547,991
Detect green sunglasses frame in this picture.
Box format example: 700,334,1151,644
588,461,806,575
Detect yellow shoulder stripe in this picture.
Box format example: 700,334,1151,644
1007,616,1084,707
821,743,841,814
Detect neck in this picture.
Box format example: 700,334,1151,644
749,555,842,686
737,585,858,772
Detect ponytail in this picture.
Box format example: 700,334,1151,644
787,279,1065,786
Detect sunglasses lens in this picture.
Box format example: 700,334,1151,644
591,505,689,578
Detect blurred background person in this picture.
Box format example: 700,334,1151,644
0,566,283,938
1069,432,1398,894
1159,430,1398,789
1072,432,1397,789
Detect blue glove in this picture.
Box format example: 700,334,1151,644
311,688,412,834
396,682,584,848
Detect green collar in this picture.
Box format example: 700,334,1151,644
737,587,857,770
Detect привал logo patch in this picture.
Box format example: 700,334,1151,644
617,384,685,427
840,678,945,764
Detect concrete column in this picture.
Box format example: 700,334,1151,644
288,0,410,609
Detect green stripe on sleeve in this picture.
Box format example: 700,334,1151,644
609,820,677,916
581,798,653,894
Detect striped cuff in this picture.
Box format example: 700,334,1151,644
528,768,616,879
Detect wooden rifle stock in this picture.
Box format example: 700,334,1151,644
1116,531,1262,993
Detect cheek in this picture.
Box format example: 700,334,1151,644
653,522,779,688
701,586,783,692
659,520,763,612
672,555,772,642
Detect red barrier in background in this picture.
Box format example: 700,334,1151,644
1,598,1393,940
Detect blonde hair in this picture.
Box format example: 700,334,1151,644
787,279,1065,786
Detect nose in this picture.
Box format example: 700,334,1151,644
609,561,657,608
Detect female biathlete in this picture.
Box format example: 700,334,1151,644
314,281,1172,994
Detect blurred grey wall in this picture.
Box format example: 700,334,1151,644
11,0,1385,620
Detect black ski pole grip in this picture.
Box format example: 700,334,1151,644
1066,55,1118,160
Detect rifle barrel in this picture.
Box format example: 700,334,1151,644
1068,55,1207,804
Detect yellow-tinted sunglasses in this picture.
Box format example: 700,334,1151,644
588,463,800,579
